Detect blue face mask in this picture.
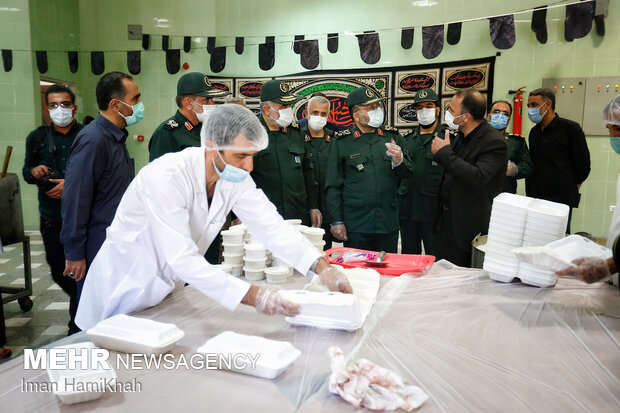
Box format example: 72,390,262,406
212,151,249,183
489,113,509,130
118,100,145,127
528,101,548,124
610,137,620,155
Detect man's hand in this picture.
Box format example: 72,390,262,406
45,179,64,199
310,209,322,228
556,257,613,284
506,161,518,177
64,259,87,282
431,130,451,155
318,266,353,294
330,224,347,241
248,286,300,316
385,139,403,164
31,164,49,179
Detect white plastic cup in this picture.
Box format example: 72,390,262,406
230,265,244,277
243,256,267,270
222,253,243,265
222,243,244,255
221,229,244,244
244,243,267,259
265,267,289,284
244,267,265,281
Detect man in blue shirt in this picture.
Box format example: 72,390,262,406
61,71,142,300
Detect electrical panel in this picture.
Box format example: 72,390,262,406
541,77,620,136
583,77,620,136
542,77,586,126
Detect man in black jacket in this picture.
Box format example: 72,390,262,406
431,89,507,267
525,88,591,233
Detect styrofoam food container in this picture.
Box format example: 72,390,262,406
87,314,184,355
221,229,244,244
493,192,535,209
196,331,301,379
244,243,267,259
244,267,265,280
46,342,117,405
301,227,325,243
230,264,244,277
243,256,267,269
515,235,612,271
222,243,244,254
222,253,244,265
280,290,362,331
265,266,289,284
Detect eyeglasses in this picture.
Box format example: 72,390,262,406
491,109,510,117
47,101,73,109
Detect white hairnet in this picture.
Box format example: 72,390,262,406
603,95,620,126
200,104,268,150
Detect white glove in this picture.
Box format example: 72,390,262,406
319,266,353,294
254,286,300,316
556,257,612,284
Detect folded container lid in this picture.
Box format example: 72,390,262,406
279,290,362,327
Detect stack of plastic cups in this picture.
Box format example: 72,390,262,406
221,229,245,276
518,199,569,287
301,227,326,252
483,193,533,283
243,243,267,280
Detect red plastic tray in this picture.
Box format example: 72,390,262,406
324,247,435,276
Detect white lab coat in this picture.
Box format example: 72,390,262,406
75,147,322,330
607,172,620,285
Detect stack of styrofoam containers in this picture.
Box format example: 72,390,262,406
264,266,289,283
517,199,569,287
300,226,326,252
221,228,245,276
484,193,532,283
244,243,267,280
483,193,569,288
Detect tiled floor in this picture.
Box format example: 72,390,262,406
1,230,72,361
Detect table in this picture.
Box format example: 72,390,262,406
1,263,619,412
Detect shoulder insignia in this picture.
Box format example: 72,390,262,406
304,134,311,142
325,135,331,143
377,128,383,136
185,122,193,131
383,125,399,133
508,133,524,139
164,120,179,130
401,130,413,138
290,121,299,130
334,130,351,139
354,131,361,138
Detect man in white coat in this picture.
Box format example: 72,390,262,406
75,104,352,330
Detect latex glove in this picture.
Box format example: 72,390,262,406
556,257,612,284
254,286,300,316
319,266,353,294
310,209,322,228
506,161,518,177
330,224,348,241
385,139,403,165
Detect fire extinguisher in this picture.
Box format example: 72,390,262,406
509,87,526,135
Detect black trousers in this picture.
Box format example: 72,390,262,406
400,219,437,255
0,292,6,347
436,210,472,268
345,231,399,253
40,218,79,335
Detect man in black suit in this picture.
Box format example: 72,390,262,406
431,89,507,267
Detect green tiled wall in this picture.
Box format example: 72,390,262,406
1,0,618,239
